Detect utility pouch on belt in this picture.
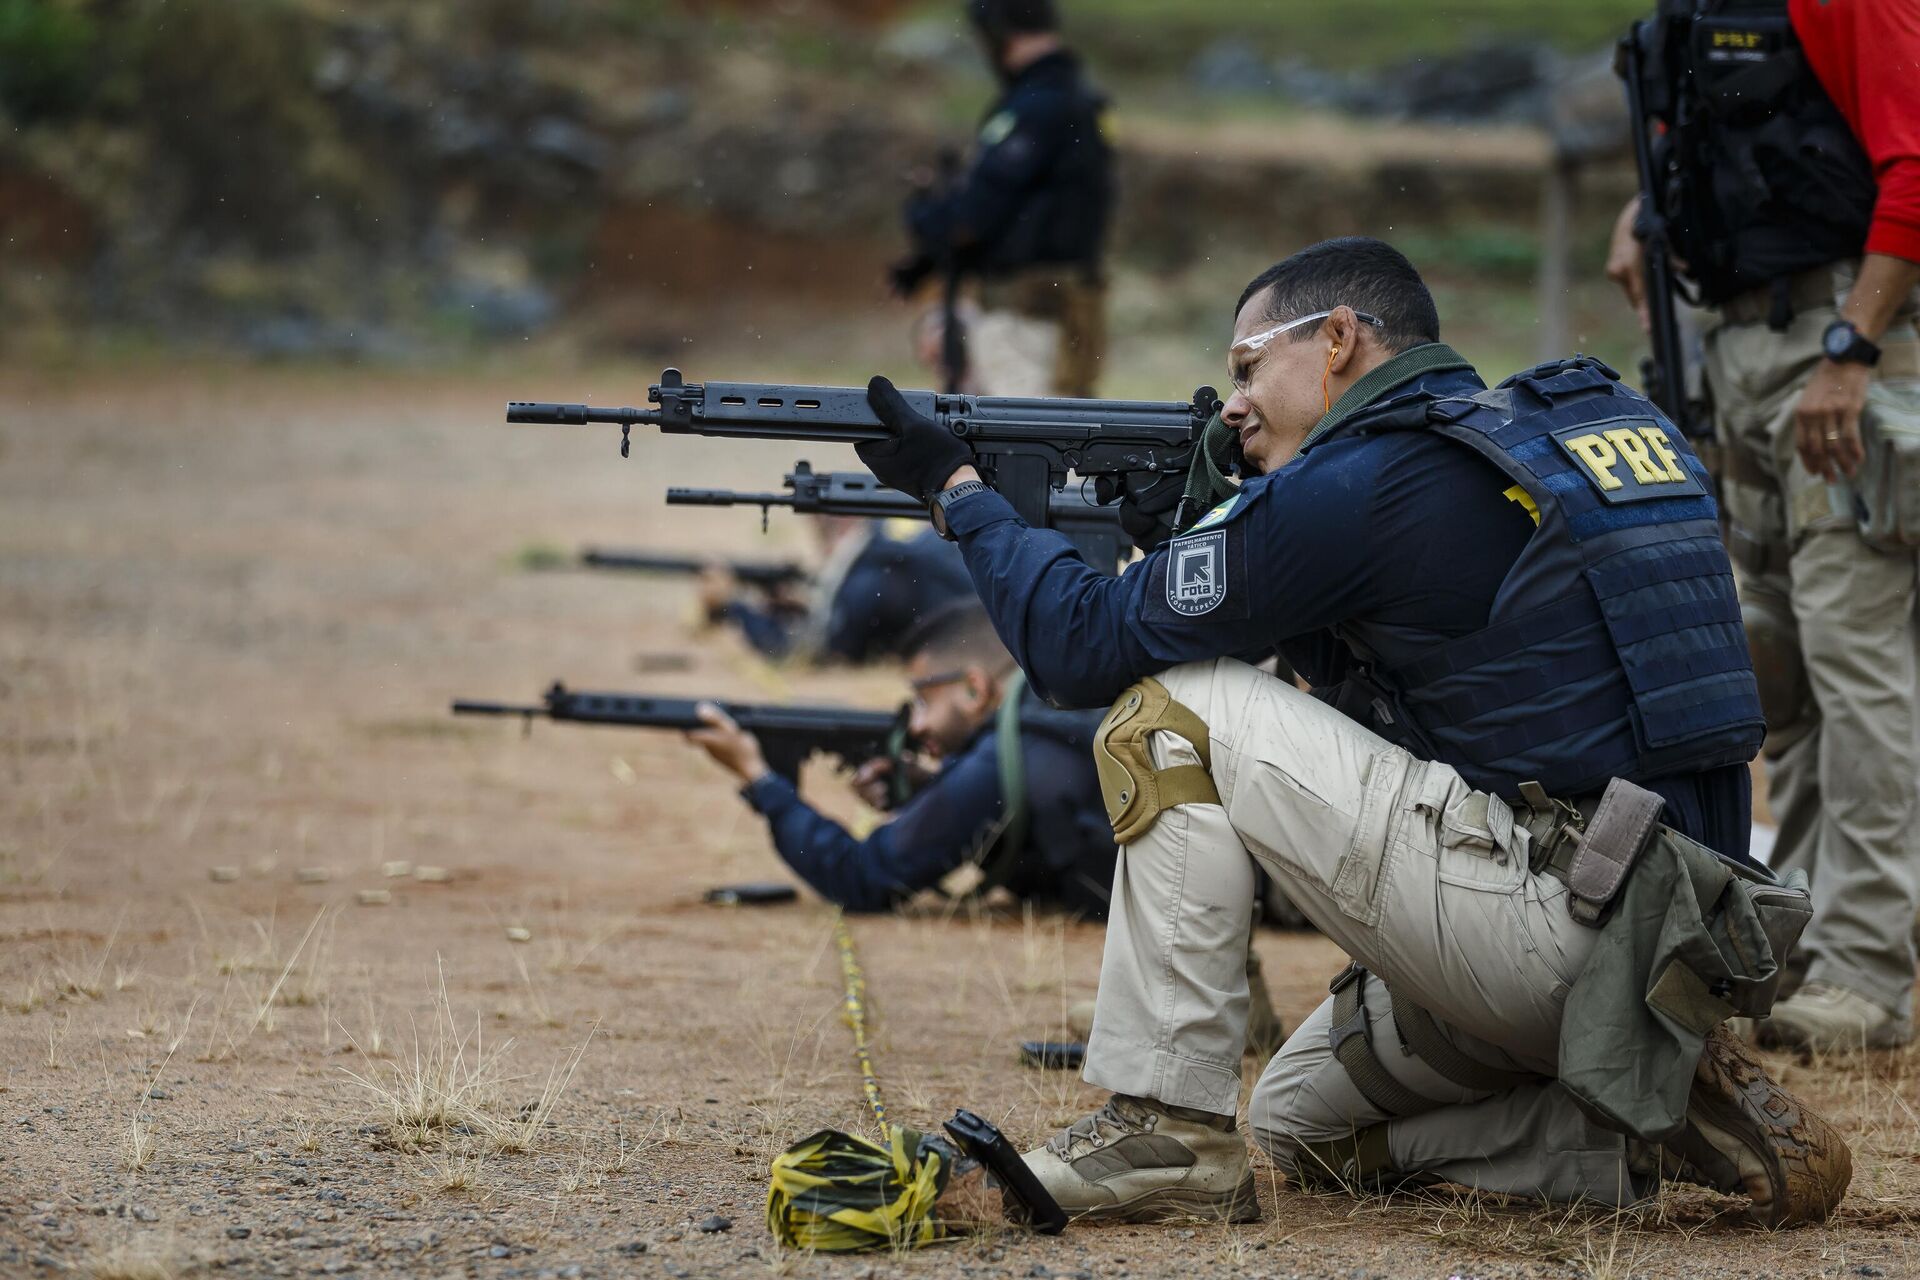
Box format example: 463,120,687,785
1565,778,1666,926
1093,679,1218,843
1854,380,1920,550
1557,810,1814,1142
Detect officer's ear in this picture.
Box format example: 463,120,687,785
1326,308,1363,376
964,664,997,709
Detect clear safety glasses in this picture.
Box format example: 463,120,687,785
1228,309,1384,393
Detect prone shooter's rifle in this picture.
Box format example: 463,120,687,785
508,369,1221,545
665,461,1130,573
574,550,810,592
452,682,914,805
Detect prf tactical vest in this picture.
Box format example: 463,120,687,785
1645,0,1875,308
1336,358,1766,801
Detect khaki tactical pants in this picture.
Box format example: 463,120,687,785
1705,270,1920,1020
974,269,1106,397
1086,659,1641,1203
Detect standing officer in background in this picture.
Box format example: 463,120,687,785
1610,0,1920,1052
891,0,1114,398
854,237,1845,1227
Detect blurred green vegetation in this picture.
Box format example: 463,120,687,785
0,0,96,122
1058,0,1648,71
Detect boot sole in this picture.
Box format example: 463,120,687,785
1064,1172,1262,1225
1679,1026,1852,1227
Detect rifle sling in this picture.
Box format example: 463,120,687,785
973,671,1032,895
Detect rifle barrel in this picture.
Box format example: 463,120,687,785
451,699,545,717
663,488,797,509
507,402,661,426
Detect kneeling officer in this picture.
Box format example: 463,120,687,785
852,237,1847,1226
687,602,1115,916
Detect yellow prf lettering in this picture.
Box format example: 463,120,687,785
1604,427,1671,485
1639,426,1687,482
1564,433,1624,490
1713,30,1760,48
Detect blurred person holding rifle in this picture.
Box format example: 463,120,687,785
1611,0,1920,1053
891,0,1114,397
695,514,973,665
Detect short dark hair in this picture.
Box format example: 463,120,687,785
969,0,1058,38
1233,237,1440,354
902,600,1010,669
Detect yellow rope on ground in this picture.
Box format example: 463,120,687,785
766,914,954,1252
833,912,888,1133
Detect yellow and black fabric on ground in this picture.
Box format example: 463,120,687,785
766,1123,956,1251
765,915,958,1251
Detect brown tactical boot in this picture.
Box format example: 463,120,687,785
1666,1025,1852,1226
1021,1095,1261,1224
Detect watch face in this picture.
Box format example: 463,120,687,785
1825,323,1855,360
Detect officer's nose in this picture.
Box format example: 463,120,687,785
1221,389,1252,425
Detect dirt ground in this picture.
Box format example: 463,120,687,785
2,365,1916,1280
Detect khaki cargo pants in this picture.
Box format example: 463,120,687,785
972,268,1106,397
1086,658,1645,1204
1705,266,1920,1021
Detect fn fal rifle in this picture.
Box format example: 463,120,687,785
452,682,914,804
1618,20,1699,441
574,550,810,592
665,461,1130,573
508,369,1222,543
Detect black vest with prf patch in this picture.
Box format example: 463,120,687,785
1647,0,1875,306
1337,358,1765,800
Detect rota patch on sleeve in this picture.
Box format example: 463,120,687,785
1551,417,1705,505
1165,529,1228,616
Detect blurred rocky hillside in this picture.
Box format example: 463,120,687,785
0,0,1637,362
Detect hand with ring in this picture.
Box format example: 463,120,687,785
1793,358,1871,481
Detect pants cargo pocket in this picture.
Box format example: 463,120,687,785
1326,753,1405,927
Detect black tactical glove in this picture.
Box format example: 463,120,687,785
859,376,976,502
1094,469,1187,554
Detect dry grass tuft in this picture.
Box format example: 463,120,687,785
341,964,510,1143
485,1022,597,1155
417,1147,488,1196
85,1239,189,1280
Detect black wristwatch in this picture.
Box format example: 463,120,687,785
930,480,991,540
1822,319,1882,367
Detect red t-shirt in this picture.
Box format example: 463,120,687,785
1790,0,1920,263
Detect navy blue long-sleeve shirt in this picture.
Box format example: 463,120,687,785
741,702,1114,915
940,363,1753,859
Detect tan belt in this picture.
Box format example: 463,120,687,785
1718,263,1847,327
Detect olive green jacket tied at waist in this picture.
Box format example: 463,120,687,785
1558,828,1811,1143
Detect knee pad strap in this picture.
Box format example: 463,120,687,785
1093,678,1220,843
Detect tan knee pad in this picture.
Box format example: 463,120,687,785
1093,678,1220,843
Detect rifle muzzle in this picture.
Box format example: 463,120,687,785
506,402,662,426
